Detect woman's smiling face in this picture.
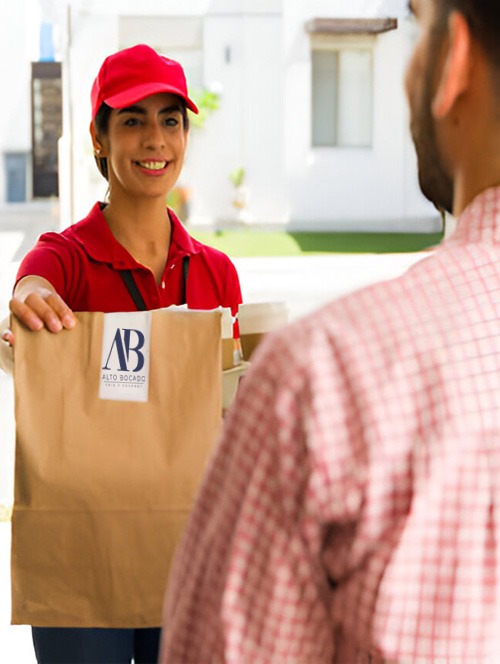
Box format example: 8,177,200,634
101,92,188,203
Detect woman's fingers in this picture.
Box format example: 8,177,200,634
10,291,76,334
0,330,14,374
9,297,44,331
1,328,14,346
26,290,77,331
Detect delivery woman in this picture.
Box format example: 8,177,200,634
7,44,242,663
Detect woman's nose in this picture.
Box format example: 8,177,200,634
143,121,165,148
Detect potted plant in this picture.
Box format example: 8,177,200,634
229,166,249,222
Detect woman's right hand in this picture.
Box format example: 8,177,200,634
8,276,77,343
0,317,14,374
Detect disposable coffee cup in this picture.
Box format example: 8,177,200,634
220,307,236,370
237,302,288,361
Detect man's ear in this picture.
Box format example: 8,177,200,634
432,11,472,118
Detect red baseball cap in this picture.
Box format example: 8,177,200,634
91,44,199,119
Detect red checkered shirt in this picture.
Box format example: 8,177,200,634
161,187,500,663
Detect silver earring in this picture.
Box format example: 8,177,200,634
95,148,102,156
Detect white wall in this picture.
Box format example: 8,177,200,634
61,10,118,225
0,0,39,203
282,0,438,231
188,11,287,225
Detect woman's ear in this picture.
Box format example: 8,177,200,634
89,122,105,156
432,11,472,118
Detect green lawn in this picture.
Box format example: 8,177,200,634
190,230,444,257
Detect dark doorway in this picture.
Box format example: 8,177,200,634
4,152,27,202
31,61,62,198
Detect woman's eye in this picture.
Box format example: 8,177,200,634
164,117,179,127
124,117,139,126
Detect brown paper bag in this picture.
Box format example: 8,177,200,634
11,308,222,627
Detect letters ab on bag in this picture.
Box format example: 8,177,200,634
99,311,151,402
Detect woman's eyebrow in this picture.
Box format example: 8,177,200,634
117,105,145,115
159,104,182,115
116,104,182,115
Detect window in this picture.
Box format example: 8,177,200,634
307,18,398,149
311,41,373,148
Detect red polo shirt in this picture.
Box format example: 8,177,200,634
16,202,242,316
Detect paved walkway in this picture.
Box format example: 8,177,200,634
0,205,427,661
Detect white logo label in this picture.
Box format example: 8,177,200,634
99,311,151,402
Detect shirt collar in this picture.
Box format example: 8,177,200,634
70,202,200,268
447,185,500,246
168,206,201,257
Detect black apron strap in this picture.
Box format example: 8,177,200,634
180,255,190,305
120,256,190,310
120,270,147,311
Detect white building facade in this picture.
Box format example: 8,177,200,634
0,0,440,232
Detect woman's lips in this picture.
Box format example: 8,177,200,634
135,160,168,171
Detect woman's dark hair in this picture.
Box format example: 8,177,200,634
93,103,113,180
92,98,190,181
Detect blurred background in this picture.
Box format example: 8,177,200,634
0,0,440,233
